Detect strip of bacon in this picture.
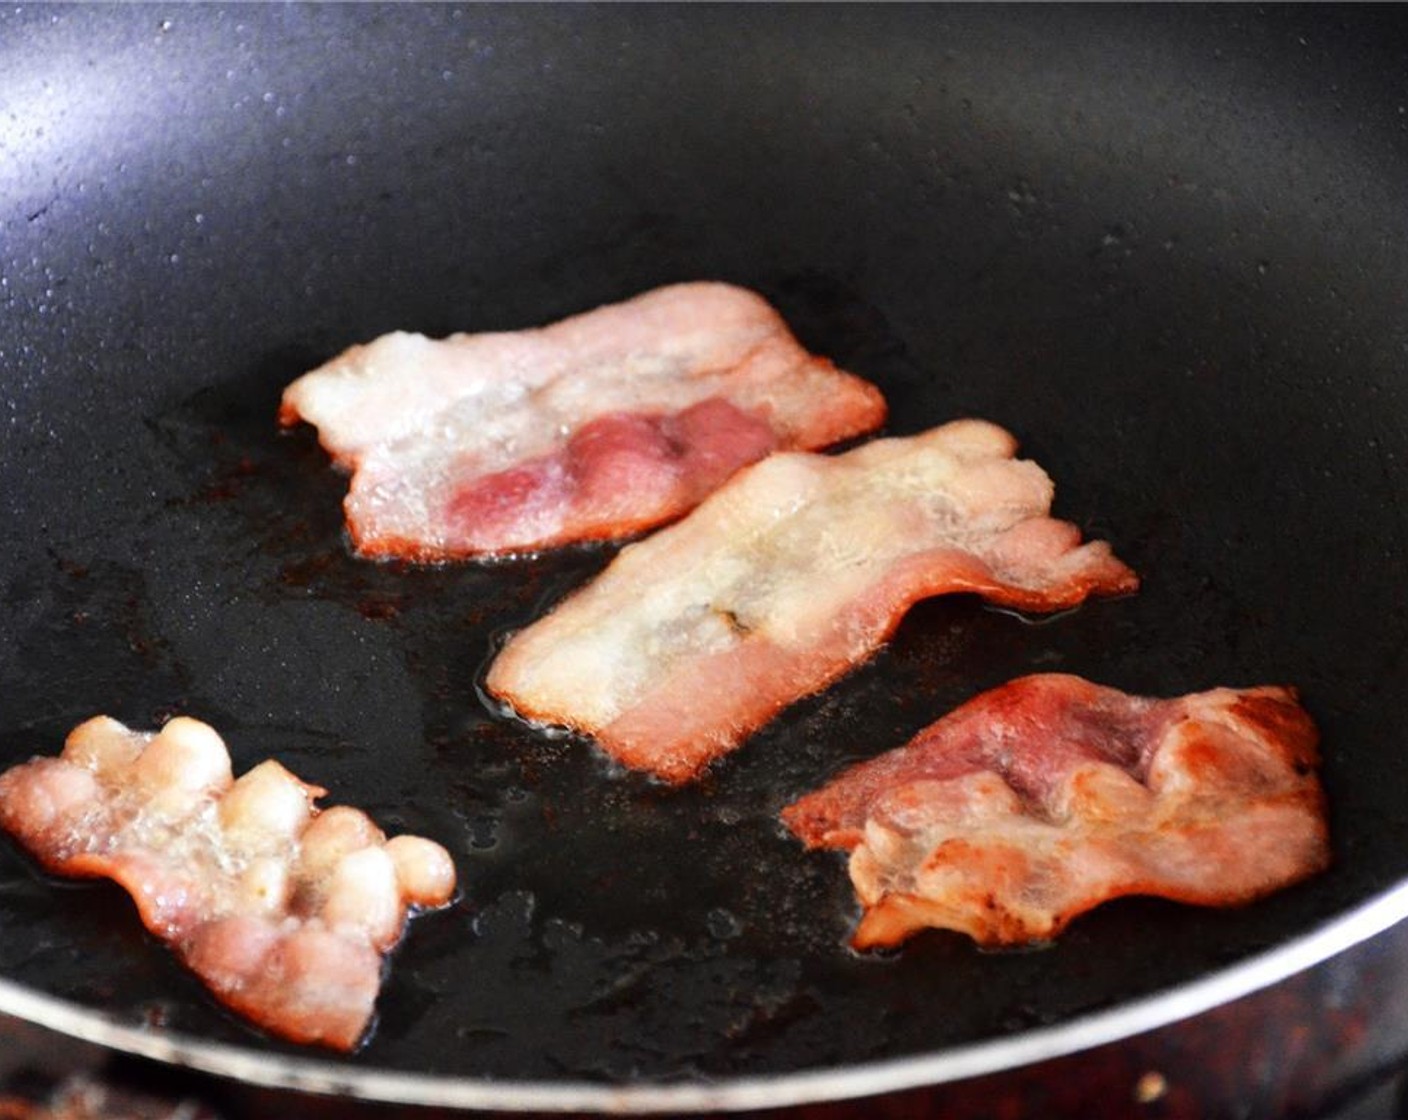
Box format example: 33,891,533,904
0,717,457,1051
782,674,1328,948
279,282,886,559
486,421,1138,784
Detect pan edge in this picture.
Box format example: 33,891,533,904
4,881,1408,1114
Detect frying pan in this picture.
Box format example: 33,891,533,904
3,3,1408,1113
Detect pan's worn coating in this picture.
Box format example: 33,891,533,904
2,3,1408,1108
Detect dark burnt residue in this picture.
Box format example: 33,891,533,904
355,596,405,622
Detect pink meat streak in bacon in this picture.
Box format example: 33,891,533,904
279,282,886,559
0,716,457,1051
486,420,1139,784
782,674,1328,948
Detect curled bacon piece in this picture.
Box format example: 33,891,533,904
487,420,1138,784
279,282,885,559
782,674,1329,948
0,717,457,1051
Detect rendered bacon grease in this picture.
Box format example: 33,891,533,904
487,420,1138,784
279,282,886,559
0,716,456,1051
783,674,1329,948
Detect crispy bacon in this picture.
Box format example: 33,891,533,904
782,674,1328,948
486,420,1138,783
0,717,457,1051
279,282,886,559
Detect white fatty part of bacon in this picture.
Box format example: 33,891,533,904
278,282,884,556
487,420,1135,759
0,716,457,1050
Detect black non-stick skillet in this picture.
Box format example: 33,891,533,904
2,4,1408,1113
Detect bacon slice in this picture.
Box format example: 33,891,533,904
279,282,886,559
782,674,1328,948
486,420,1138,784
0,717,457,1051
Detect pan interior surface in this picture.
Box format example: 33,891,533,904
2,4,1408,1104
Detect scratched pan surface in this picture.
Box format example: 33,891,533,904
2,3,1408,1109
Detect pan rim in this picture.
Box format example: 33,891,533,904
1,883,1406,1113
